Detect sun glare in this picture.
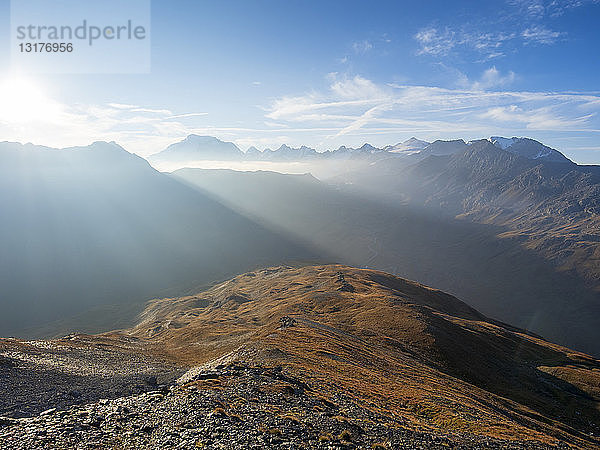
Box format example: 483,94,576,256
0,76,63,124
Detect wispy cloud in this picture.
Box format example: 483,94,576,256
166,112,209,119
479,104,594,129
329,74,387,100
352,40,373,54
435,63,514,90
521,25,565,44
414,27,516,59
414,27,457,56
107,102,139,109
508,0,599,17
414,0,598,60
265,73,600,147
507,0,546,17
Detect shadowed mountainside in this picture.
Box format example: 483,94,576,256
173,168,600,356
341,139,600,290
0,142,321,337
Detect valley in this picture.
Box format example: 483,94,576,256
174,164,600,356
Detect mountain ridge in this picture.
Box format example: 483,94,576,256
149,135,244,162
3,264,598,448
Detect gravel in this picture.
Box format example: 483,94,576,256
0,363,565,449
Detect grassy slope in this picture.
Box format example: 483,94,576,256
106,265,600,448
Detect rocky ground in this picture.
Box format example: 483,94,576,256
0,336,182,418
0,363,564,449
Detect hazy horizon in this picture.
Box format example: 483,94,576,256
1,0,599,162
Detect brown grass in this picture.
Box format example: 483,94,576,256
339,429,352,442
92,264,600,448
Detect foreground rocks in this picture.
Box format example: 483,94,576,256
0,336,182,418
0,364,562,449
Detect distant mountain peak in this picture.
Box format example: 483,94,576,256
384,137,430,154
87,140,129,153
419,139,468,157
488,136,572,164
245,143,319,161
357,143,378,152
405,137,428,145
489,136,518,150
149,135,242,162
183,134,220,143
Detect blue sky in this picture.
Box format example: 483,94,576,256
0,0,599,162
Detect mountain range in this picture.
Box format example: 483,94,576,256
148,134,573,165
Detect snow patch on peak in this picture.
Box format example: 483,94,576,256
489,136,517,150
487,137,572,164
384,137,430,154
534,148,552,159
